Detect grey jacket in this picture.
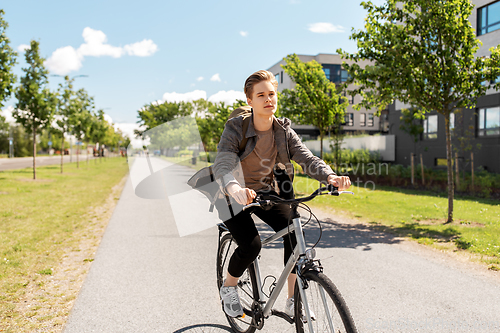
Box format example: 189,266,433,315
213,113,335,191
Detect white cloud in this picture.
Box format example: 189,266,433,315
162,90,207,103
45,46,83,75
1,106,16,124
196,76,204,81
44,27,158,75
77,27,124,58
17,44,30,52
208,90,246,105
114,122,145,148
103,113,113,125
124,39,158,57
155,90,245,108
210,73,221,82
240,31,248,37
308,22,345,34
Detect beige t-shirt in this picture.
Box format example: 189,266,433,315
240,126,277,192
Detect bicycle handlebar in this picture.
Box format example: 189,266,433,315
242,184,354,211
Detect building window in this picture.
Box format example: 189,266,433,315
341,69,349,82
280,71,283,84
275,73,280,86
368,113,374,127
345,113,354,126
450,112,455,130
360,113,366,127
423,114,438,139
478,1,500,36
322,64,351,84
478,107,500,136
323,68,331,80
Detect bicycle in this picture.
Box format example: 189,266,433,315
216,184,358,333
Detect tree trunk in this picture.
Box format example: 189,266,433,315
411,153,414,185
319,130,324,160
61,135,65,174
444,113,454,223
33,123,36,180
77,143,80,169
420,153,425,185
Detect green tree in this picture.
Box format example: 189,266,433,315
54,76,79,173
136,100,194,135
338,0,500,223
0,9,17,109
13,40,57,179
278,53,348,159
195,100,234,153
70,88,94,168
0,114,10,154
10,124,32,157
89,109,110,162
38,128,65,152
451,109,481,184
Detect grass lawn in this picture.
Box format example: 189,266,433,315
0,157,129,331
161,155,210,171
293,174,500,270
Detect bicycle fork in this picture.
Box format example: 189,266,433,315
255,217,317,330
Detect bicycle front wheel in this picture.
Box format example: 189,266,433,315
217,233,258,333
294,270,357,333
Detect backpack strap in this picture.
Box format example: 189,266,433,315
238,114,251,155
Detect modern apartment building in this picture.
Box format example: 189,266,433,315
267,54,386,140
387,0,500,173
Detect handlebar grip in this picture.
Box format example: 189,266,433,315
327,184,339,192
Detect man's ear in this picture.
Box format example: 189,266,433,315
247,97,252,106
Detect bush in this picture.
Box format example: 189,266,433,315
324,149,381,167
475,171,499,197
175,149,193,157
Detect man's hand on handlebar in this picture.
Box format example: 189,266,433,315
226,183,257,205
327,174,351,191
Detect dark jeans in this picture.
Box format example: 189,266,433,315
217,191,299,278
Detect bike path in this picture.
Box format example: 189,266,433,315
62,158,296,332
63,158,500,332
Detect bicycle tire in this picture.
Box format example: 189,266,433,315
294,269,357,333
217,233,258,333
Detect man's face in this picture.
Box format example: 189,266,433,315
247,80,277,118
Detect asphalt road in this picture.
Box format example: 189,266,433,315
63,157,500,333
0,154,95,171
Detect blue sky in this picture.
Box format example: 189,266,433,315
2,0,382,139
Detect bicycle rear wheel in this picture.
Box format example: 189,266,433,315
294,270,357,333
217,233,258,333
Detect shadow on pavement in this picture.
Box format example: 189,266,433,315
256,215,403,252
172,323,232,332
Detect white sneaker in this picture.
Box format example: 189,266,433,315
285,297,316,321
220,284,244,318
285,297,295,317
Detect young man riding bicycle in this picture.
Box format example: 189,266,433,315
212,70,351,318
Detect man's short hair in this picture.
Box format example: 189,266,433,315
244,70,278,99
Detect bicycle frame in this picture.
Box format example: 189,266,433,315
246,215,318,332
218,186,355,333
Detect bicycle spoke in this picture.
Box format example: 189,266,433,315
295,270,357,333
319,284,335,331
